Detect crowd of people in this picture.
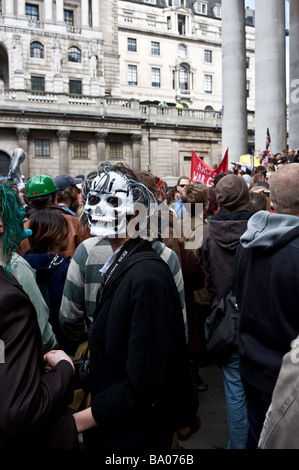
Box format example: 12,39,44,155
1,150,299,450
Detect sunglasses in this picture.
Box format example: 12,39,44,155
179,184,188,188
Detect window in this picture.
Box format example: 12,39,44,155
144,0,156,3
69,80,82,94
35,139,50,157
128,38,137,52
30,41,44,59
26,4,39,20
173,0,185,5
147,15,156,27
204,74,212,94
246,80,250,98
179,66,188,90
68,46,81,63
110,142,123,159
151,41,160,56
178,15,186,35
213,5,221,17
0,1,2,16
128,65,137,86
74,141,88,158
204,50,212,63
124,11,133,23
200,25,208,35
64,9,74,26
246,57,250,69
31,76,45,92
151,68,160,88
178,44,187,58
196,2,207,14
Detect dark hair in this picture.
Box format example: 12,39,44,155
27,192,56,210
28,210,69,253
213,173,227,187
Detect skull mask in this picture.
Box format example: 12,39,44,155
84,170,134,238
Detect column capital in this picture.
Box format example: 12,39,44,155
95,131,108,142
16,128,29,139
57,130,70,141
131,134,143,143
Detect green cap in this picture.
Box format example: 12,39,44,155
26,174,59,198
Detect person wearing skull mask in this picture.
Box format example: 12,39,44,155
73,162,193,449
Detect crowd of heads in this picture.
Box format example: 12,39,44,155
1,143,299,266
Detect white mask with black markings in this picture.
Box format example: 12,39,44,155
84,171,134,238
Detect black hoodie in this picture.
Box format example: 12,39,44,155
202,210,254,309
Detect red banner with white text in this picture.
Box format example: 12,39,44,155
191,149,229,186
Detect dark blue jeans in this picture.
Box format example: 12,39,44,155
241,378,272,449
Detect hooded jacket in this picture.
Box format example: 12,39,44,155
236,210,299,394
24,251,70,349
202,209,253,309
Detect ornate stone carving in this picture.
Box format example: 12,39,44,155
16,128,29,139
57,130,70,141
95,132,108,142
131,134,143,143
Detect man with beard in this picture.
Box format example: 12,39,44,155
54,174,83,216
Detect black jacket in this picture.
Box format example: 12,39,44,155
0,267,77,449
83,239,188,450
236,211,299,394
202,210,254,309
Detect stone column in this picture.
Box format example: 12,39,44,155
17,0,25,17
56,0,64,23
221,0,247,165
148,135,158,177
289,1,299,151
15,128,29,179
171,138,179,177
255,0,286,155
131,134,142,170
44,0,53,23
81,0,89,28
57,130,70,174
92,0,100,29
95,132,108,161
5,1,14,17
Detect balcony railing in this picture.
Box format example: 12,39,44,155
0,89,255,130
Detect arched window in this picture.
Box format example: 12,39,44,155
178,44,187,58
179,66,188,90
68,46,81,63
30,41,44,59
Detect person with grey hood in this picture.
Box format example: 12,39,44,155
235,163,299,449
202,174,254,449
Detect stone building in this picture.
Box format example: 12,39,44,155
0,0,256,183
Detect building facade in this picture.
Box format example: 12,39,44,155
0,0,256,183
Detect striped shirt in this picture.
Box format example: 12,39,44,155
59,238,187,350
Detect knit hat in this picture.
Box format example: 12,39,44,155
215,174,249,212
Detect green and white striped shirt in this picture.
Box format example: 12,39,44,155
59,238,187,352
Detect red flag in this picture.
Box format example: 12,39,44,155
191,149,228,185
